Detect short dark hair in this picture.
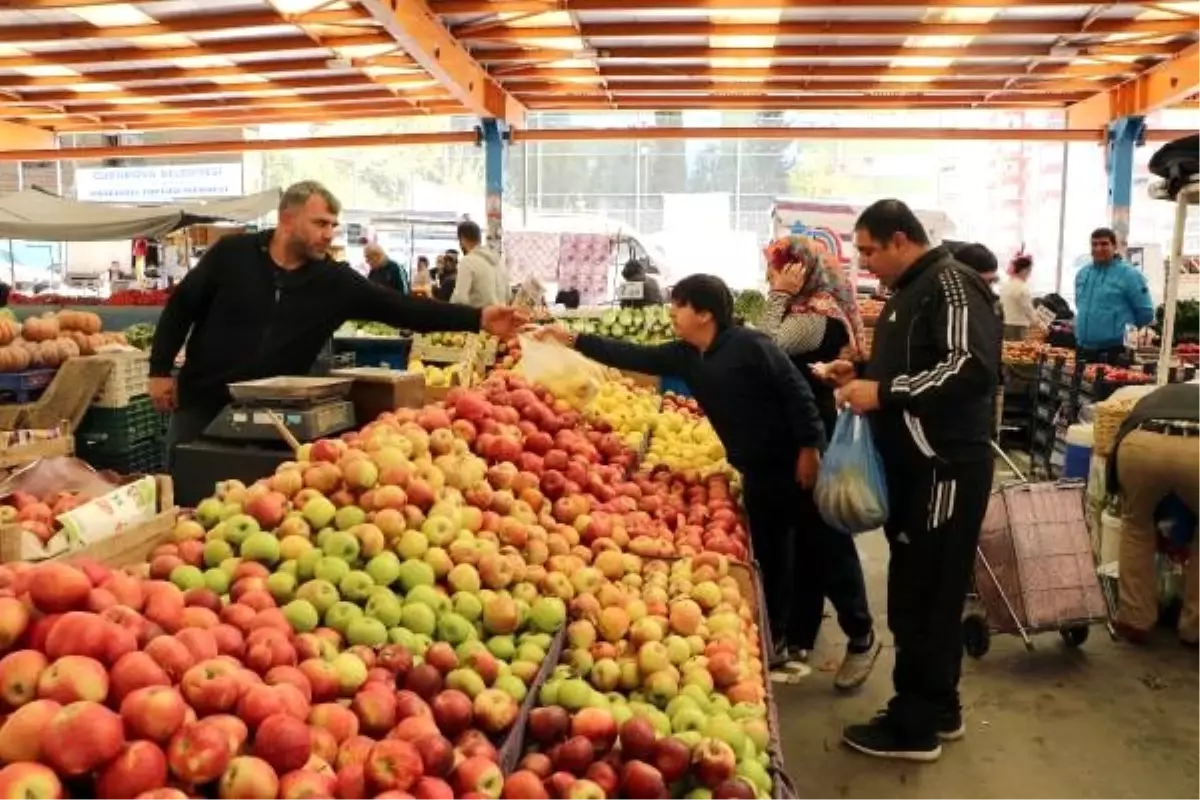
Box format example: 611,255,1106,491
622,259,644,281
457,221,481,245
416,256,429,267
947,241,998,276
670,274,734,329
1090,227,1117,244
0,281,10,307
1011,254,1033,274
854,199,930,247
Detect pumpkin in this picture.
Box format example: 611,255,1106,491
0,318,19,346
22,315,60,343
56,337,80,361
9,345,31,371
0,347,15,372
37,340,62,368
83,313,103,335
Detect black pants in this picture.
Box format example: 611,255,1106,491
884,458,993,737
1077,346,1130,367
164,404,223,471
743,467,873,650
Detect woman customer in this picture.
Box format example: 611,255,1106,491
758,234,879,690
999,253,1039,341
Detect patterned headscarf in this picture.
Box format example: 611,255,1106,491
763,234,866,361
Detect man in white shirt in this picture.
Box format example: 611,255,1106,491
451,220,502,308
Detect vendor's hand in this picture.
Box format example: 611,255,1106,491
796,447,821,489
527,324,575,347
818,359,858,388
481,305,530,338
769,264,806,295
836,379,881,414
148,376,177,413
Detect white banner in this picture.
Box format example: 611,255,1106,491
76,163,243,203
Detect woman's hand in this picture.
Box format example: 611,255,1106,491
527,324,575,347
769,264,806,295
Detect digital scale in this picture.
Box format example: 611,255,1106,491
173,377,358,507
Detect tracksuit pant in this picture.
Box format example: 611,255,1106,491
882,457,993,737
743,467,874,652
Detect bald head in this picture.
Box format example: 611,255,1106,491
364,243,387,268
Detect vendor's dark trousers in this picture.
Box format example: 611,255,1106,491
883,458,993,737
164,404,222,471
1077,346,1130,366
743,469,873,650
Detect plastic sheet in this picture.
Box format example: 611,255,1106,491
0,455,118,502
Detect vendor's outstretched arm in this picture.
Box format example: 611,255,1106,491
149,237,225,377
575,333,689,378
344,269,482,333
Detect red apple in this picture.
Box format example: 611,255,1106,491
96,740,169,800
42,701,125,776
452,755,502,799
621,760,668,800
430,689,473,738
365,739,423,793
167,722,233,784
0,762,63,800
120,686,189,743
503,769,550,800
253,713,312,774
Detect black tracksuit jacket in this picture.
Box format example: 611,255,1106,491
575,327,827,474
864,246,1002,467
149,231,482,411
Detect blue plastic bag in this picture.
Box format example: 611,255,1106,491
814,410,890,534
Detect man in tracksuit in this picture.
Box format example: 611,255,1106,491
533,275,843,672
830,199,1001,762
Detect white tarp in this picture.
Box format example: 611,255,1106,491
0,188,280,241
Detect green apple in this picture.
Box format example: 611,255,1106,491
514,643,545,664
346,616,388,647
399,602,437,637
170,565,205,591
737,759,771,794
509,660,538,685
203,539,234,568
446,564,481,594
529,597,566,634
389,627,420,652
195,498,224,529
365,552,401,587
220,557,241,576
296,549,323,581
302,497,337,530
435,612,475,645
423,547,452,579
314,556,351,585
240,531,281,564
558,679,594,711
684,789,713,800
365,590,403,627
538,678,561,706
404,585,447,613
332,652,368,694
338,570,375,603
279,536,313,562
266,572,297,603
283,599,320,632
334,505,366,532
219,503,244,522
296,578,340,615
278,560,298,577
446,668,486,698
204,568,231,595
396,559,435,592
452,592,483,622
494,674,526,702
223,514,260,546
396,530,429,560
325,601,363,634
486,635,515,661
455,640,487,663
671,705,708,734
323,531,360,563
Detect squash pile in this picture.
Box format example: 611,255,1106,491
0,311,127,373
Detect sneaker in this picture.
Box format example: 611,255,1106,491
786,646,811,666
767,635,790,670
834,632,881,691
842,714,942,763
938,708,966,742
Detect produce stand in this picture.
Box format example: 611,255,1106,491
0,421,73,471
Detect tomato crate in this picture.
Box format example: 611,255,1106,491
92,350,150,408
76,395,169,455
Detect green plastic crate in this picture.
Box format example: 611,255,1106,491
77,437,165,475
77,396,169,455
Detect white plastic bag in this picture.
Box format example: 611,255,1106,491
517,335,604,408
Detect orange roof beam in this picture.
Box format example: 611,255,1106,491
500,63,1136,81
432,0,1187,10
0,119,55,151
456,18,1199,42
506,79,1108,94
1067,42,1200,128
6,75,437,105
357,0,526,125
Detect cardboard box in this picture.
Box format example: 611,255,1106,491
331,368,426,422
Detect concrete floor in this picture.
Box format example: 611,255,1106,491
775,531,1199,799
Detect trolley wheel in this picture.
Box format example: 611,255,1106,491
963,614,991,659
1060,626,1090,648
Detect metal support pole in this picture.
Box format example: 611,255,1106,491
1054,140,1069,294
480,119,507,254
1105,115,1146,255
1157,185,1194,384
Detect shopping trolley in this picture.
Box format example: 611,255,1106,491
961,452,1117,658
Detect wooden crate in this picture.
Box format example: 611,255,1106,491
0,421,73,471
0,475,178,565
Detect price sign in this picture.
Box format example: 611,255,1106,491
618,281,645,300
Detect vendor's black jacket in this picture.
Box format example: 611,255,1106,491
864,245,1001,465
576,327,826,474
149,231,481,411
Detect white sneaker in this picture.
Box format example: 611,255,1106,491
834,633,881,691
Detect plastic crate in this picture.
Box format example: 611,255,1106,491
0,368,57,404
77,436,165,475
661,375,692,397
332,337,413,369
92,351,150,408
76,395,169,455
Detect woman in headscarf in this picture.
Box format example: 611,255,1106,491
757,234,879,689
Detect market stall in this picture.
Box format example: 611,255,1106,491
0,335,785,800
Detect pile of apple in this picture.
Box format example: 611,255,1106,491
0,490,88,544
660,393,702,420
507,555,774,799
0,558,512,799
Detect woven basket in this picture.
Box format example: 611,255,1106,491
1094,397,1137,457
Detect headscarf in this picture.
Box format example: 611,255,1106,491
763,234,866,361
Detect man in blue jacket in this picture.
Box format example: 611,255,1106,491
1074,227,1155,364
